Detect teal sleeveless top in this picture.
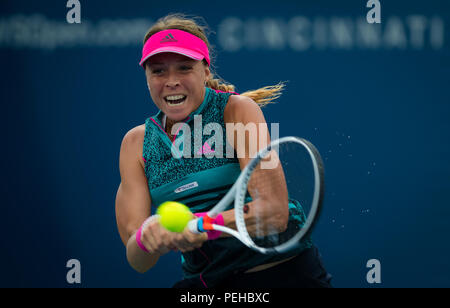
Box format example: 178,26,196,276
142,87,312,287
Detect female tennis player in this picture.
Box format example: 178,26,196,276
115,13,332,288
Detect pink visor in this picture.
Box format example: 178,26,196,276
139,29,210,67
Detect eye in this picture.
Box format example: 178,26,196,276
180,65,193,71
151,68,163,74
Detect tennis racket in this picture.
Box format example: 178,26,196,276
187,136,325,254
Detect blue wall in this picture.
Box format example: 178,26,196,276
1,0,449,287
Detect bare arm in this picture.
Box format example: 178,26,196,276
115,126,208,273
115,125,160,273
222,95,289,235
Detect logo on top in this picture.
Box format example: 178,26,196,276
160,33,178,43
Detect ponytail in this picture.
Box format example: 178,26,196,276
206,76,285,107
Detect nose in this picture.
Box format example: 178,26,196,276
165,71,180,88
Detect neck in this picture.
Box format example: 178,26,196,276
165,117,177,137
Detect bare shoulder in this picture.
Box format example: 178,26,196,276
224,95,262,122
224,95,265,123
120,124,146,165
122,124,145,146
226,94,260,112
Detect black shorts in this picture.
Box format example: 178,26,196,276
173,245,333,288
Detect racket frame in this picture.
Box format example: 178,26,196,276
188,136,325,254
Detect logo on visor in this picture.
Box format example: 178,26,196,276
160,33,178,43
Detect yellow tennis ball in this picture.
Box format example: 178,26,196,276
157,201,192,233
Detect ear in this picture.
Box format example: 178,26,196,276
204,65,211,82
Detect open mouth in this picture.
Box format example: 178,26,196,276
165,95,187,106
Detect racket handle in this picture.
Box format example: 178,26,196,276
188,219,201,234
187,214,224,240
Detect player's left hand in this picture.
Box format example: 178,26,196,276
171,226,208,253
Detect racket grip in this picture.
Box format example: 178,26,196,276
188,219,201,234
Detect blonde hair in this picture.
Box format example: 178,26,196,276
143,13,285,107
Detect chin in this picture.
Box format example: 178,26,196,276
165,110,190,122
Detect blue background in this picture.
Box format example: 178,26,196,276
1,0,449,287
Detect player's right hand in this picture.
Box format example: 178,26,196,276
139,216,178,255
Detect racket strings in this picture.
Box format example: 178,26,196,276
243,150,288,241
240,142,314,249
